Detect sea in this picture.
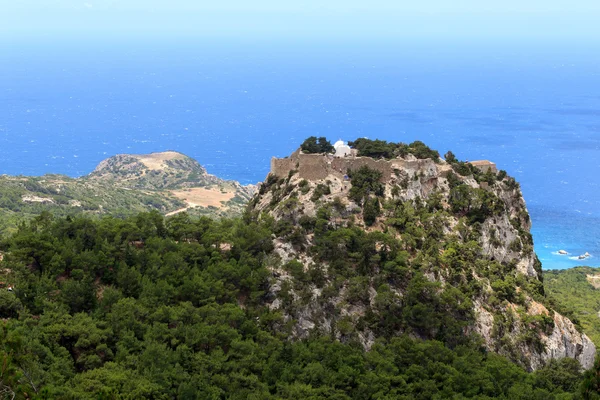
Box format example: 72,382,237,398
1,38,599,270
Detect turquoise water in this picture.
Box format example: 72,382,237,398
1,38,599,269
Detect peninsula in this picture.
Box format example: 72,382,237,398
0,151,255,234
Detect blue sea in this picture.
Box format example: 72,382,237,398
1,38,600,270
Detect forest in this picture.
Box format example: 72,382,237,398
0,209,599,399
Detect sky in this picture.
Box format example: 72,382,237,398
2,0,600,43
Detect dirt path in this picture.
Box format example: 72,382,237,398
165,187,236,216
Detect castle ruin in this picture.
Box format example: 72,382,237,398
468,160,497,173
270,148,441,182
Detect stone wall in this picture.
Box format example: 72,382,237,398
297,154,332,181
331,157,392,181
270,158,297,179
469,160,498,173
270,149,439,183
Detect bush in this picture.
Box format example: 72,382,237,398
348,166,384,205
491,276,516,302
300,136,334,154
0,290,22,318
449,184,504,224
451,162,473,177
444,151,457,163
310,184,331,202
407,140,440,161
363,197,381,226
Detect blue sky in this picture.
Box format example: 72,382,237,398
2,0,600,42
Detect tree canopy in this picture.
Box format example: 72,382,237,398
300,137,335,154
0,210,591,398
347,138,440,161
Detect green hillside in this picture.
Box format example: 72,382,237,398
544,267,600,346
1,140,599,398
0,151,254,236
0,211,589,399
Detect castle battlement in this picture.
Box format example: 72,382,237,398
270,149,439,182
468,160,498,173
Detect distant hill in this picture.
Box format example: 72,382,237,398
88,151,221,189
0,151,255,235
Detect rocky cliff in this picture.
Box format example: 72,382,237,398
247,142,595,371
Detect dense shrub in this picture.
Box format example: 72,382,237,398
348,166,384,205
407,140,440,161
0,189,586,398
348,138,406,159
300,136,334,154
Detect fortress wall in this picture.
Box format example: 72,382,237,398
270,149,304,178
271,157,297,178
469,161,498,174
331,157,392,182
296,154,331,180
270,150,443,183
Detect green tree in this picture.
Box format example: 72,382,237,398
444,150,457,163
363,196,381,226
300,137,334,154
408,140,440,160
348,166,384,205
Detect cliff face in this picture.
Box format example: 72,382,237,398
248,148,595,370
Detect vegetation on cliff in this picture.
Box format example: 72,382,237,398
0,211,592,399
251,137,595,373
0,138,598,398
544,267,600,346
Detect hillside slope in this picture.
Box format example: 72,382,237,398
0,210,590,398
0,151,254,235
544,267,600,347
0,139,597,397
247,139,595,371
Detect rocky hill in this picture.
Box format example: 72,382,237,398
246,139,595,371
544,267,600,347
88,151,221,189
0,140,598,398
0,151,255,235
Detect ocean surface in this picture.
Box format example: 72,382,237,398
1,38,600,270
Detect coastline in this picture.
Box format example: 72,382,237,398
531,206,600,270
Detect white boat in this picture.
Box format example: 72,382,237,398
578,252,591,260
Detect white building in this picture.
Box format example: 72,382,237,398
334,140,352,157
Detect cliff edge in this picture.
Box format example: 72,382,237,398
247,139,595,370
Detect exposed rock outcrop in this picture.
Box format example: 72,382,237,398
248,145,596,370
474,299,595,370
